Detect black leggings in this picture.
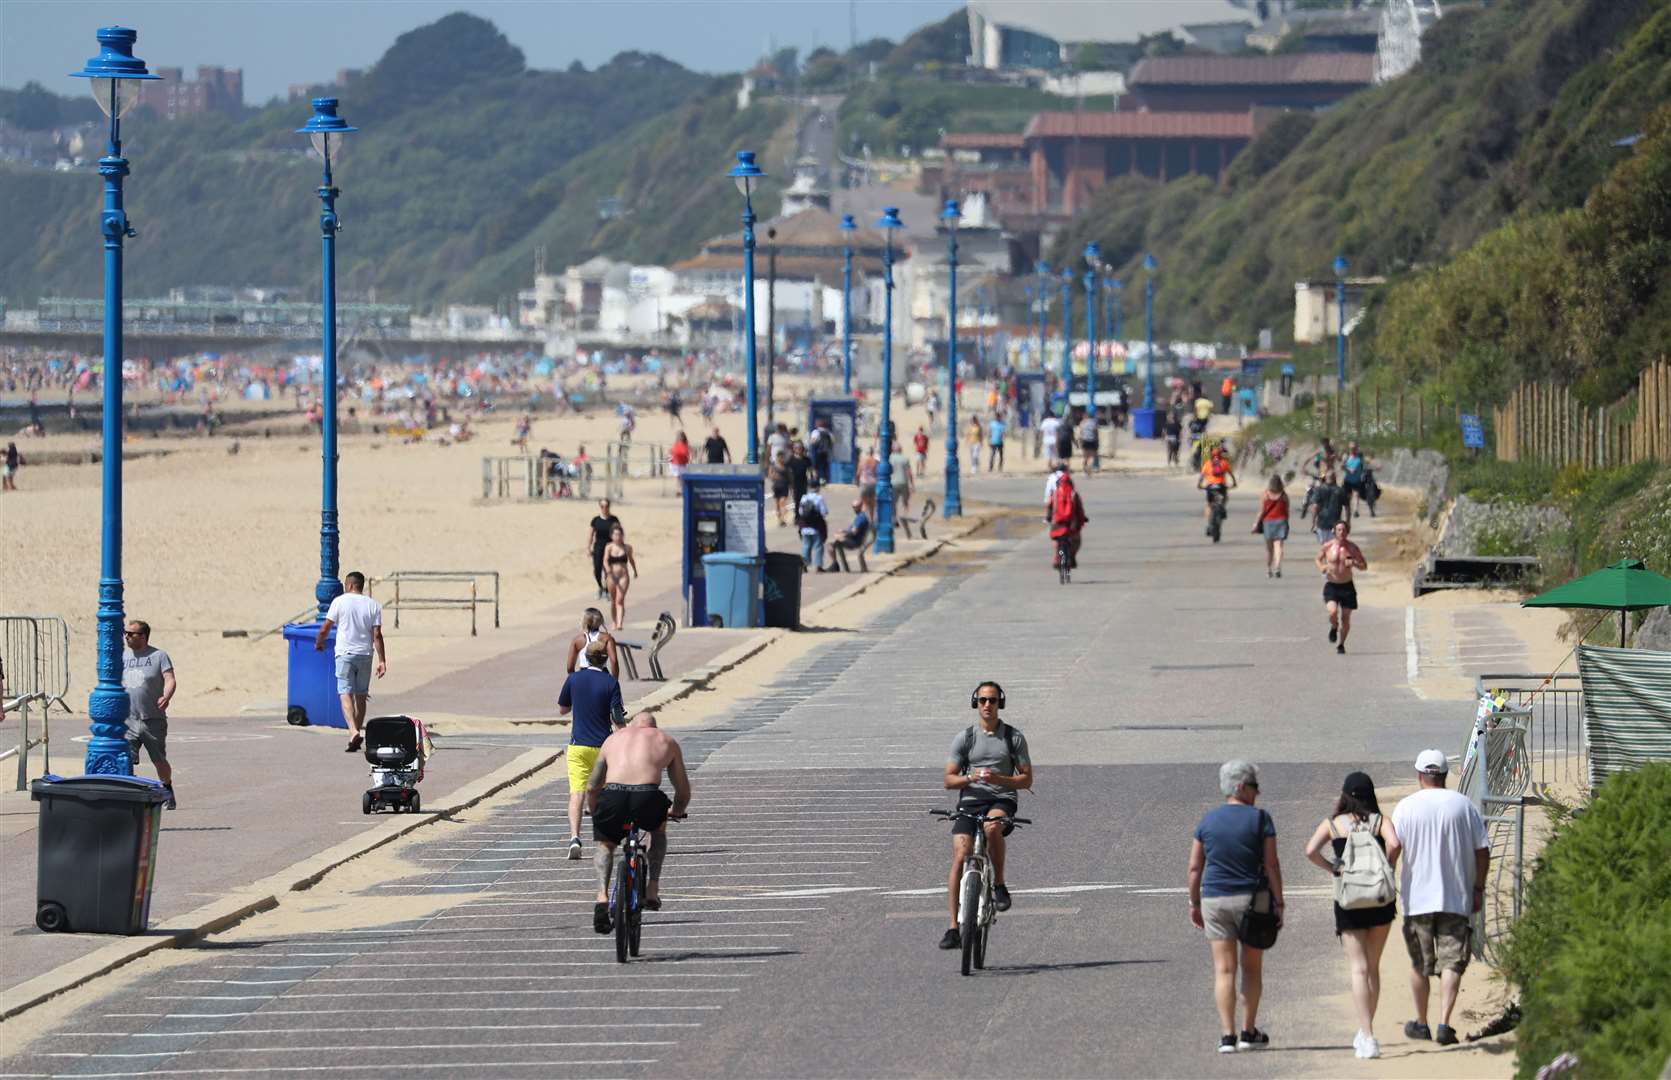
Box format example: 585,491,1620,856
592,548,606,590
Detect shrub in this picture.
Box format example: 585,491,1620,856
1502,763,1671,1079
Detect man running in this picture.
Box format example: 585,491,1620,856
940,681,1033,950
1198,444,1236,533
1317,521,1368,654
587,711,691,933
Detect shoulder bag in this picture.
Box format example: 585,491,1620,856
1236,809,1281,949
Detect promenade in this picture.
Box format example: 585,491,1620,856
0,445,1522,1077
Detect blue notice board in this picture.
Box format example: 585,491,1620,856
1460,413,1485,450
681,466,766,628
807,398,858,484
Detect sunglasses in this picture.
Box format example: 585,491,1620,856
975,696,1001,704
1245,781,1260,791
123,630,143,636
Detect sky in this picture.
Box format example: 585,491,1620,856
0,1,1255,105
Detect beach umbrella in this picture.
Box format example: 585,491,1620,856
1522,559,1671,645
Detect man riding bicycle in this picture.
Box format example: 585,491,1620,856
1045,462,1088,570
1198,443,1237,533
940,681,1033,950
586,711,692,933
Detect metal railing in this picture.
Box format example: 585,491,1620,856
2,614,71,790
1460,697,1535,963
1474,673,1587,785
480,455,593,500
372,571,501,637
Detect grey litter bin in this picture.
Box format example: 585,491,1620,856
761,551,804,629
31,774,169,934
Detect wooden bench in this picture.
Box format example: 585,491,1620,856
615,611,676,680
895,497,937,541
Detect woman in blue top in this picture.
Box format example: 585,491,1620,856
1188,759,1286,1054
1341,441,1375,517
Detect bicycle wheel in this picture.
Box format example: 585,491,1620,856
974,919,990,969
629,856,645,957
1209,505,1222,543
959,873,981,977
614,855,632,964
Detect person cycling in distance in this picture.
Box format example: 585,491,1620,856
1045,461,1087,570
1198,443,1237,533
940,681,1033,951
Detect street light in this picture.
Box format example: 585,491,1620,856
874,206,904,554
840,213,855,396
1333,254,1348,392
1059,266,1074,397
297,97,357,622
765,226,777,434
727,151,766,464
1144,253,1158,415
1083,243,1099,465
71,26,159,776
941,199,962,519
1035,260,1049,376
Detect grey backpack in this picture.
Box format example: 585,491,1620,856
1332,813,1397,910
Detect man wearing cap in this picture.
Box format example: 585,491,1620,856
1390,750,1489,1047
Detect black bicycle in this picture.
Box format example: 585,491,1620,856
931,808,1032,975
1205,485,1228,543
1055,535,1073,585
610,812,685,963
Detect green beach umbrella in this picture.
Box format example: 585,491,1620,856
1522,559,1671,645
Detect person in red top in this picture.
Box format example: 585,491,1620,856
1047,463,1088,569
913,426,930,478
1198,444,1237,533
1254,474,1291,577
669,430,691,495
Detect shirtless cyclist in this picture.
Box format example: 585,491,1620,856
586,711,692,933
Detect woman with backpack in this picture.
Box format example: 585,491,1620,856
1303,771,1402,1060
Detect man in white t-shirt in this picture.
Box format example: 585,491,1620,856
315,571,387,752
1038,413,1061,466
1390,749,1489,1047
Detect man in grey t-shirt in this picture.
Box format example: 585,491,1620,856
122,620,177,809
939,680,1033,950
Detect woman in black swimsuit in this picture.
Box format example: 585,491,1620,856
1303,771,1402,1059
603,524,638,630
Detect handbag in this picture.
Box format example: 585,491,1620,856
1236,810,1281,949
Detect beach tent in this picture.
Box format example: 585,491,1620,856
1522,559,1671,645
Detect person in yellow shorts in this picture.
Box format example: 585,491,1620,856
558,638,625,860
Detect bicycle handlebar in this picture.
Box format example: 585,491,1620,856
928,808,1032,826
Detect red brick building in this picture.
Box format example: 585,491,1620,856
137,67,244,121
1023,111,1257,214
1120,53,1373,113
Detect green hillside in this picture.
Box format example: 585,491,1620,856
1051,0,1669,402
0,13,777,307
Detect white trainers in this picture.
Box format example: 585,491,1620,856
1353,1031,1365,1057
566,836,582,860
1361,1035,1380,1059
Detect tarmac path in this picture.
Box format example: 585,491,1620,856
0,469,1474,1078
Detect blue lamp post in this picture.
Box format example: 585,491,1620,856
727,152,766,463
941,199,962,518
840,213,855,396
874,206,904,553
1107,277,1122,365
71,27,159,776
1131,255,1160,437
1035,260,1049,375
1083,244,1099,463
297,98,357,621
1059,267,1074,394
1333,254,1348,392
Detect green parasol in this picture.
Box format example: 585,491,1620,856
1522,559,1671,645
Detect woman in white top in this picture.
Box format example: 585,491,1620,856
565,607,618,677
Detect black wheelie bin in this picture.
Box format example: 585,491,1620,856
31,774,168,934
761,551,804,629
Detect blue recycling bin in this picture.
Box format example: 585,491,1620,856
1131,406,1161,439
282,622,344,728
701,552,763,629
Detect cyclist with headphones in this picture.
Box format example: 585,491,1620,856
940,680,1033,950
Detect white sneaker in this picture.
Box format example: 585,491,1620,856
1353,1031,1366,1057
1361,1036,1380,1059
566,836,582,860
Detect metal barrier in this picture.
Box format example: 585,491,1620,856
2,614,71,791
372,571,501,637
1475,673,1587,785
480,455,593,501
1459,697,1535,964
604,442,668,500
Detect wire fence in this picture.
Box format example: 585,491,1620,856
1,615,71,790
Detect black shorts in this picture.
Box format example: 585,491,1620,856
1323,580,1359,610
592,784,671,843
1344,478,1367,495
772,482,789,499
1080,438,1097,451
952,796,1017,837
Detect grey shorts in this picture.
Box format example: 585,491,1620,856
1262,519,1289,542
335,653,373,695
127,715,168,766
1403,912,1471,975
1200,892,1253,941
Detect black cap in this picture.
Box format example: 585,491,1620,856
1342,771,1379,809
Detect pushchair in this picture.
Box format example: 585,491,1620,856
362,714,430,814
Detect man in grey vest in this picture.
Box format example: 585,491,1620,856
939,680,1032,950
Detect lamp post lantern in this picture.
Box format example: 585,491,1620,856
1059,267,1074,396
727,151,766,463
941,199,962,519
71,26,159,776
840,213,855,395
874,206,904,553
1035,260,1048,375
1333,254,1348,392
1083,243,1099,465
297,97,357,622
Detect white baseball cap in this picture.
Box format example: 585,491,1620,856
1415,749,1449,775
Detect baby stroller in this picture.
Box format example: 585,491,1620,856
362,714,430,815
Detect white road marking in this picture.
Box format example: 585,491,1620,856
154,989,737,1000
63,1024,703,1038
1406,605,1419,682
0,1066,655,1078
